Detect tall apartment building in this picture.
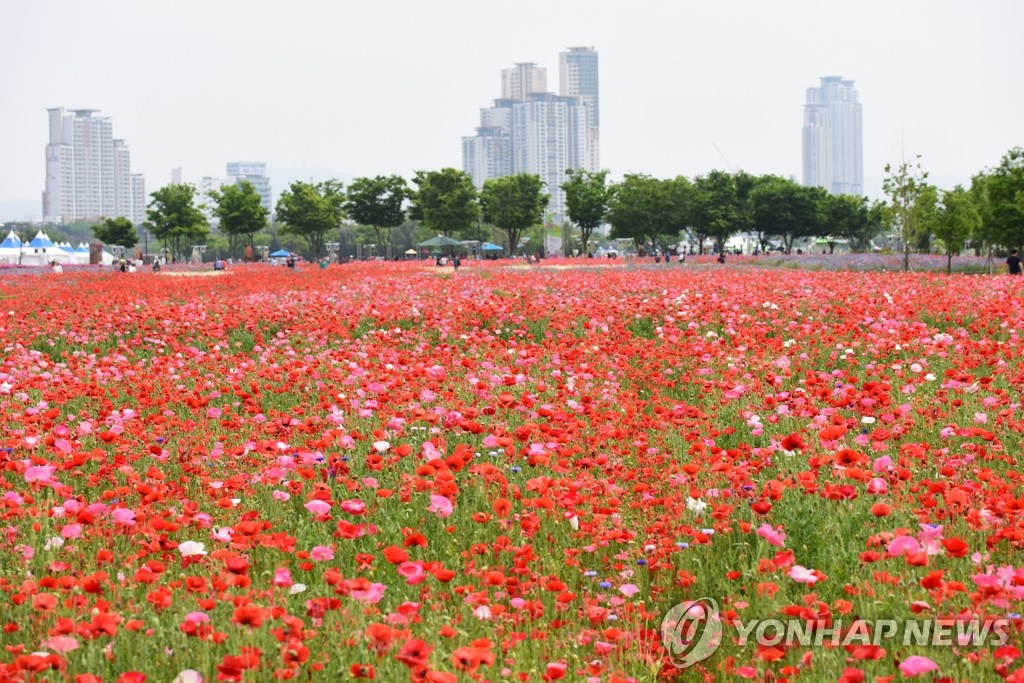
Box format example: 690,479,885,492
462,47,599,221
501,63,547,101
560,46,599,126
43,107,145,224
802,77,863,196
226,162,272,214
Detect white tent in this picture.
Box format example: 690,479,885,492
0,231,23,265
17,231,72,266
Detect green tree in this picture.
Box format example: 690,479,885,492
479,173,549,255
344,175,410,252
690,171,745,254
662,176,694,250
934,186,982,273
822,193,872,253
410,168,479,238
208,180,269,255
972,147,1024,252
750,175,793,253
883,155,931,271
274,180,346,259
92,216,139,250
607,174,659,252
562,169,612,256
146,184,209,260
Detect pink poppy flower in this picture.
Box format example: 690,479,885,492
755,523,786,547
427,495,453,518
310,545,334,561
786,565,819,584
899,655,938,677
350,582,387,604
304,500,331,516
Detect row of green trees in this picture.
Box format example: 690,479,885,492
882,148,1024,271
88,146,1023,268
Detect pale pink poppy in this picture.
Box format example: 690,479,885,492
397,561,426,585
304,500,331,516
755,523,786,547
310,545,334,561
427,495,453,518
899,655,938,677
350,582,387,603
786,565,819,584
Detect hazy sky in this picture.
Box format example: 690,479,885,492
1,0,1021,218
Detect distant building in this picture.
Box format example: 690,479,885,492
226,162,272,214
196,176,231,220
462,47,600,221
802,77,863,196
560,46,600,126
501,63,547,101
171,167,183,184
42,107,145,223
131,174,146,227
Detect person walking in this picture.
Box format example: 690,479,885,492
1008,249,1022,275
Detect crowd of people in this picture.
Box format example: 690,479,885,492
39,247,1024,276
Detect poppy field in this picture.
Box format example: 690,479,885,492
1,261,1023,683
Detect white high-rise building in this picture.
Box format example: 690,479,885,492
226,162,272,214
42,107,145,223
510,93,593,220
501,63,547,101
130,174,146,227
802,77,863,196
560,46,600,169
463,48,600,222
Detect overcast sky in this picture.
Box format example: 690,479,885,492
1,0,1021,219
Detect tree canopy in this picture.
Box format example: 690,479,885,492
479,173,549,255
934,186,982,273
146,184,209,260
344,176,410,250
972,147,1024,251
208,180,269,253
207,181,268,253
883,156,933,271
410,169,479,238
562,169,612,256
274,180,346,259
92,216,139,250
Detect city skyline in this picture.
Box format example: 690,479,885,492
463,48,600,220
1,0,1021,221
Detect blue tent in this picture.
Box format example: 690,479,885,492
481,242,504,251
270,249,292,258
27,231,56,249
0,231,22,249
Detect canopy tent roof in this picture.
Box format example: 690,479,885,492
269,249,293,258
0,231,22,249
404,249,417,255
27,231,55,249
481,242,504,251
416,235,462,248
